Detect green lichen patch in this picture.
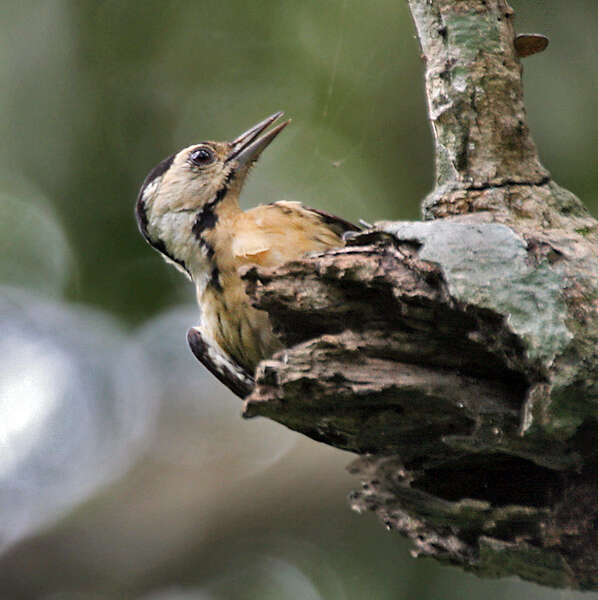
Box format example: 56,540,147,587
444,10,501,59
380,221,572,369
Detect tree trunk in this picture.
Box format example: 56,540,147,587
239,0,598,589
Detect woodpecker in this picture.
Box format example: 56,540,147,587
136,112,359,397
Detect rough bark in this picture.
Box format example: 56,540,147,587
239,0,598,589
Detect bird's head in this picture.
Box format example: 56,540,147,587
136,112,289,267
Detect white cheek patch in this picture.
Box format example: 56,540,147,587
151,212,191,256
149,210,213,283
155,211,186,237
142,179,160,204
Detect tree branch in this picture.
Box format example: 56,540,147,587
237,0,598,589
411,0,548,192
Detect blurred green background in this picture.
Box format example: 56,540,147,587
1,1,597,599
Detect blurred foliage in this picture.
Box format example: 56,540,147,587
1,1,598,599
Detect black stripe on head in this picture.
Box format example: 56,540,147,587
191,186,226,239
191,169,236,240
192,205,218,237
143,153,176,191
135,152,176,240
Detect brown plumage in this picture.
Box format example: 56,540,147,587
136,112,359,393
200,199,357,371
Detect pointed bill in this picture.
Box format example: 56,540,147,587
231,111,284,147
227,112,290,167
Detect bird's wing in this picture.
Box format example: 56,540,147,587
187,327,254,399
293,203,362,237
264,200,361,236
232,201,361,266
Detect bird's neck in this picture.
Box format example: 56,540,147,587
183,193,243,286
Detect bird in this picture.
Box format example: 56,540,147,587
136,112,359,397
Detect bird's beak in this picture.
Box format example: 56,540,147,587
227,111,290,168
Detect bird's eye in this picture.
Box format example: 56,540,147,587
189,146,215,166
